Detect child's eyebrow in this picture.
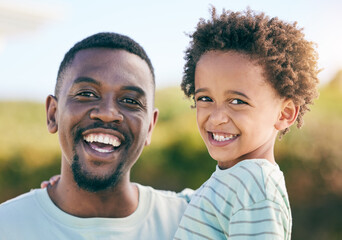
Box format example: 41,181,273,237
195,88,250,100
194,88,208,95
225,90,250,100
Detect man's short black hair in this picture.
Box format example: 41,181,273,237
55,32,155,97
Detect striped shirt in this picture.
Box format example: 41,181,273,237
174,159,292,240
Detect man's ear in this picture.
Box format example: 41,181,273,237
275,99,299,131
46,95,58,133
145,108,159,146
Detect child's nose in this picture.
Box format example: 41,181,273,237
208,105,229,125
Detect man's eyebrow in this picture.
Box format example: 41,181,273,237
121,86,146,96
73,77,101,86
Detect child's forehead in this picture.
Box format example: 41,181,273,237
196,50,263,75
198,50,259,66
194,50,281,96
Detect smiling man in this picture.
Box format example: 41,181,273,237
0,33,189,239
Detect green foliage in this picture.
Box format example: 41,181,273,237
275,86,342,239
0,102,61,202
0,82,341,239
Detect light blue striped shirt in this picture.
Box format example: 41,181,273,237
174,159,292,239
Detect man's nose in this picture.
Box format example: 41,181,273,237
208,105,230,126
89,97,123,123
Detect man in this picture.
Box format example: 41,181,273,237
0,32,189,239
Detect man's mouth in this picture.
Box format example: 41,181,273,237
83,133,121,153
211,132,238,142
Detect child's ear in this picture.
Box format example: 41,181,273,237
46,95,58,133
275,99,299,131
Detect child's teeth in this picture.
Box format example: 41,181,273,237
212,133,237,142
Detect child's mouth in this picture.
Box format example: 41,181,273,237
208,132,239,145
212,132,238,142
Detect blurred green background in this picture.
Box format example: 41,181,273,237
1,71,342,239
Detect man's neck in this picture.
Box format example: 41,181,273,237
47,175,139,218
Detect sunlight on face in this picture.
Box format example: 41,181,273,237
194,51,285,169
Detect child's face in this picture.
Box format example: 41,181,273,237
194,51,285,169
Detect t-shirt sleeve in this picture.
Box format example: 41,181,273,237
176,188,195,203
228,199,291,239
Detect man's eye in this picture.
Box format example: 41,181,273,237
231,99,247,105
122,98,139,105
196,96,212,102
77,91,96,98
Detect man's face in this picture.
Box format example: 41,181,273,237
46,48,158,191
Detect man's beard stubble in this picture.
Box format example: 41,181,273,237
71,152,124,192
70,122,128,192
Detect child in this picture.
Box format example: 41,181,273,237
174,7,319,240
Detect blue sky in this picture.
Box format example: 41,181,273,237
1,0,341,101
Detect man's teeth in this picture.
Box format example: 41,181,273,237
94,148,112,153
83,134,121,147
212,133,237,142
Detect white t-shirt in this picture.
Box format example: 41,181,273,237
0,184,189,240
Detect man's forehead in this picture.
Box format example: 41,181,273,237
61,48,155,96
72,48,138,66
69,49,151,79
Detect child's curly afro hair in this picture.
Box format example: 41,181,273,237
182,7,320,135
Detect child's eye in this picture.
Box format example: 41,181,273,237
231,99,247,105
196,96,212,102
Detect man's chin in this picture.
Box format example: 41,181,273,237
73,173,116,192
71,155,123,192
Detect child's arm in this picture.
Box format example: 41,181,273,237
176,188,195,203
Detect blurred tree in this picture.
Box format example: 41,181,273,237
328,70,342,92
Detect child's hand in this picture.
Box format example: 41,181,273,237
40,175,60,188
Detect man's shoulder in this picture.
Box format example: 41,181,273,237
0,189,40,212
137,184,191,204
0,189,44,228
133,184,188,228
136,184,191,218
0,189,44,219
